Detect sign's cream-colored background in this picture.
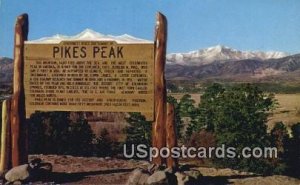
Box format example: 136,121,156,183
24,41,154,120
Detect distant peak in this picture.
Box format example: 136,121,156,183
78,28,104,37
215,44,226,49
81,28,97,33
206,45,234,52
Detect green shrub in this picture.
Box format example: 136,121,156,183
95,128,113,157
269,122,289,174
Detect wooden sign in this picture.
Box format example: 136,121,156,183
24,41,154,120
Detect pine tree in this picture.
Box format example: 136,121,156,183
286,123,300,177
125,112,152,147
187,83,277,174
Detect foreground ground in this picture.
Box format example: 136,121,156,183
21,155,300,185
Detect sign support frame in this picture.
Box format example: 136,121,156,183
7,12,178,169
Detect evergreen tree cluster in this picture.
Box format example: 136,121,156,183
28,112,116,157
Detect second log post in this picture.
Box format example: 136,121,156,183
166,103,178,169
0,99,12,173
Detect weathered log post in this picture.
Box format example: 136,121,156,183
166,103,178,169
0,99,11,172
11,14,29,167
152,12,167,165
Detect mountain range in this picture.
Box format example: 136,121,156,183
1,45,300,85
166,45,300,82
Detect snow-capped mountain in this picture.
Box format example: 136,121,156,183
167,45,288,66
26,29,153,44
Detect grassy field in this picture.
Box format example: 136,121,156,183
269,94,300,128
169,93,300,130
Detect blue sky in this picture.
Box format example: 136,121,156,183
1,0,300,57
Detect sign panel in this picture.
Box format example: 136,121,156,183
24,41,154,121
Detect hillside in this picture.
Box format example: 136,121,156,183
0,57,13,85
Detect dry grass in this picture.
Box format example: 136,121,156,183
268,94,300,129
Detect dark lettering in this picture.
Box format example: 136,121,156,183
93,47,100,58
109,47,116,58
53,47,60,58
117,47,123,58
80,47,87,58
64,47,71,58
101,46,107,58
73,46,79,58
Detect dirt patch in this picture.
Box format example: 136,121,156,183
28,155,147,184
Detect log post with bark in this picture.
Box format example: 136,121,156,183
152,12,168,165
11,13,29,167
